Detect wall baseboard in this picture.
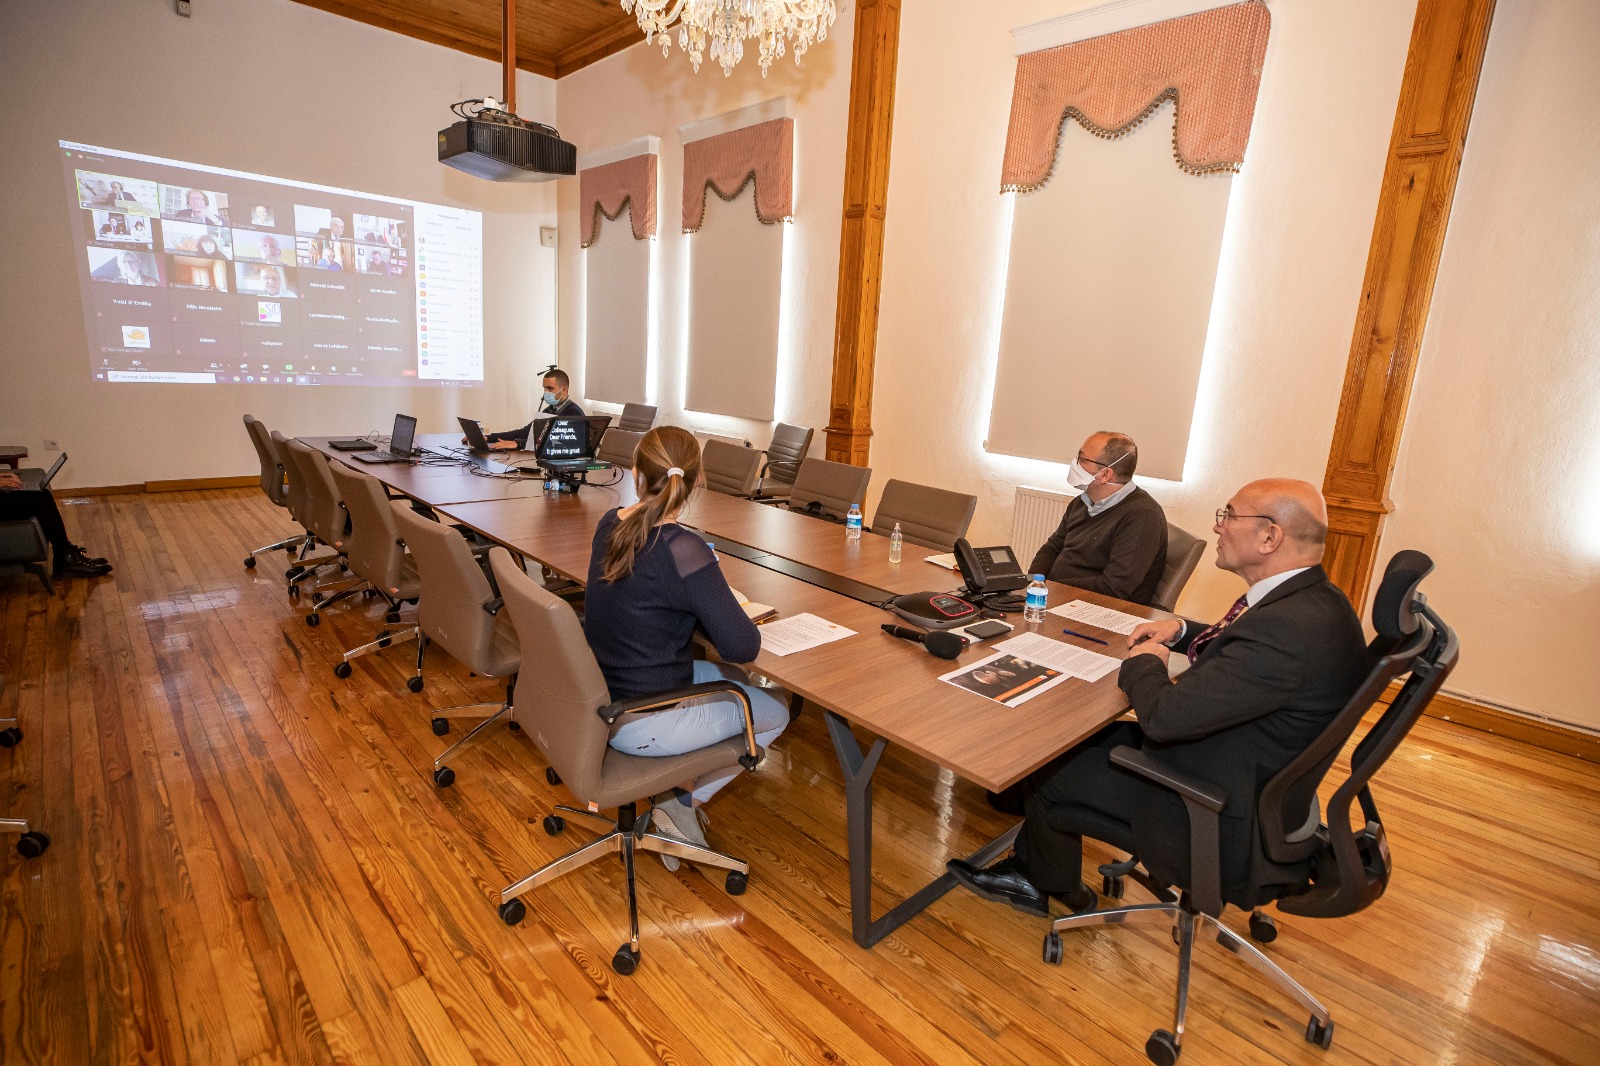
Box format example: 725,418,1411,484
1398,682,1600,763
63,476,255,497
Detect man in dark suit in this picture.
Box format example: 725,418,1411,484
949,478,1369,915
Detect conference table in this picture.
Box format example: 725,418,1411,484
302,434,1172,947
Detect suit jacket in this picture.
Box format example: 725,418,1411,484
1116,565,1369,903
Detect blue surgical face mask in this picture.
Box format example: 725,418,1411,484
541,389,558,406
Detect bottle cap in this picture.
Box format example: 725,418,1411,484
1033,574,1045,580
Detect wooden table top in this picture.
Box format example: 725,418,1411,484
436,487,1171,792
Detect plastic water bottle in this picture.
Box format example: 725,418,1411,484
888,522,903,563
846,503,863,541
1024,574,1049,623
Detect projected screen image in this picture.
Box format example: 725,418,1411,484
60,141,484,387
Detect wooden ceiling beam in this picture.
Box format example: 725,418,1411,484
554,15,645,78
286,0,561,78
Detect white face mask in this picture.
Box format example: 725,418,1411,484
541,389,558,406
1065,460,1097,491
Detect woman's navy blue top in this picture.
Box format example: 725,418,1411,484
584,509,761,700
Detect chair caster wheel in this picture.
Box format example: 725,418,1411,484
305,613,320,626
0,726,22,747
1145,1028,1179,1066
407,677,424,693
612,945,639,975
287,586,301,600
1102,874,1125,899
244,557,256,569
311,594,325,607
385,611,401,624
1249,912,1278,943
433,766,455,787
333,662,352,679
543,815,565,835
725,870,748,895
499,898,526,926
431,717,449,736
545,767,561,786
1042,931,1063,965
16,831,50,859
1305,1016,1334,1050
363,588,377,599
286,566,303,580
508,720,520,731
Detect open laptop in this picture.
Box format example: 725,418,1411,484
15,452,68,492
457,416,493,454
531,414,613,472
352,413,418,463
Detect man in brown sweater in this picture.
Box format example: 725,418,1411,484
1027,431,1168,606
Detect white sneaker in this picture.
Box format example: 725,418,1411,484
649,799,709,871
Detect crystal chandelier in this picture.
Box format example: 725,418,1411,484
622,0,838,78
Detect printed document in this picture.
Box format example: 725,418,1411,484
759,613,855,657
1048,599,1149,636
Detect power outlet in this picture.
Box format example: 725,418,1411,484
539,226,557,249
43,439,60,451
176,0,192,17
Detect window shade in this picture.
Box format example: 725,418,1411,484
580,152,656,404
685,186,784,421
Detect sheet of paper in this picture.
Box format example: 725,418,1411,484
924,552,959,571
995,631,1121,683
1048,599,1148,636
938,649,1071,708
758,613,855,657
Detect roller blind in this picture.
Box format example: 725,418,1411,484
685,187,784,421
583,223,650,404
985,103,1232,481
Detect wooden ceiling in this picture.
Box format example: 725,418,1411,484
288,0,645,79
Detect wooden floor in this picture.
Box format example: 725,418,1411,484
2,489,1597,1065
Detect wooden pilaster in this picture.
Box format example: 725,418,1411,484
824,0,901,466
1322,0,1497,607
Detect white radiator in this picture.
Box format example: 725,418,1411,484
1010,485,1074,569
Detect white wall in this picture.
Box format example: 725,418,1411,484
871,0,1416,624
554,20,853,448
1382,0,1600,730
0,0,559,489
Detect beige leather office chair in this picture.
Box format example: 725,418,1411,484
1,676,49,858
616,403,657,433
870,479,977,550
327,463,421,678
485,548,757,974
786,457,872,522
271,431,343,588
281,440,363,618
391,502,520,784
1151,523,1206,613
596,428,644,470
753,422,813,501
701,439,762,497
242,415,308,570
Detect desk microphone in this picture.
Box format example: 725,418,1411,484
881,623,964,661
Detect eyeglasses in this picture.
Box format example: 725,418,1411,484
1215,507,1275,525
1077,452,1128,470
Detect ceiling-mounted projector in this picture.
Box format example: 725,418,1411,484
438,99,576,183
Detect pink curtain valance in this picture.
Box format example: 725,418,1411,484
580,153,658,248
1001,0,1271,191
682,118,794,233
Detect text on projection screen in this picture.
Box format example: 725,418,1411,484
60,140,483,386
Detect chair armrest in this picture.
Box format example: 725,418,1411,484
1110,747,1228,812
482,596,504,616
598,680,760,769
759,457,802,480
1110,745,1230,917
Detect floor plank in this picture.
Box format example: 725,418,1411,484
2,488,1597,1065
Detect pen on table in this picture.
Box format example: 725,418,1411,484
1061,627,1109,646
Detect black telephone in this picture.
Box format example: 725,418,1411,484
954,537,1030,595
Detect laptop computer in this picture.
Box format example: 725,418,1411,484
352,413,418,463
457,416,493,454
15,452,67,492
531,414,613,471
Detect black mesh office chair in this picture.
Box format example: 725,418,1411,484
1039,551,1458,1065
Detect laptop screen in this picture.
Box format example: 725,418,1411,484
391,413,418,456
457,416,490,452
534,415,612,463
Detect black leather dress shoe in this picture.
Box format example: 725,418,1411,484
947,856,1050,916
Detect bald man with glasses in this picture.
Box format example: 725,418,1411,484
950,478,1369,917
1027,431,1169,607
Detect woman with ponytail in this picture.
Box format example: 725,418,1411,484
583,426,790,867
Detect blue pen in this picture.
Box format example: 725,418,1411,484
1062,627,1109,646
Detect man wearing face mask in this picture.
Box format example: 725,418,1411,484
483,368,585,450
1027,431,1168,606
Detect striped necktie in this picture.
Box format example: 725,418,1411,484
1187,594,1250,664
